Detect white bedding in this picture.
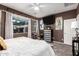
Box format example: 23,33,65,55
0,37,55,56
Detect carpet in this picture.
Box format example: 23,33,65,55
51,42,72,56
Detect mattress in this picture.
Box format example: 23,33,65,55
0,37,55,56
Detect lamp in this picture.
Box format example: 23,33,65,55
71,21,79,38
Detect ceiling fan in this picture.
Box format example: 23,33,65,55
27,3,46,16
28,3,45,11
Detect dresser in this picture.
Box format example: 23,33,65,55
44,30,52,42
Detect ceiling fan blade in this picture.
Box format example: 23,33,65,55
31,3,46,7
39,5,46,7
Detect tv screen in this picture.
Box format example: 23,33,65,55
43,15,55,25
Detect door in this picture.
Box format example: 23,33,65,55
64,18,76,45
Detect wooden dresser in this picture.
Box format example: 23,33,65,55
44,30,53,42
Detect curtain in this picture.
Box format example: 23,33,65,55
36,20,40,36
0,11,1,36
5,12,13,39
28,18,32,38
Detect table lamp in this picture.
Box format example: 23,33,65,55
71,21,79,38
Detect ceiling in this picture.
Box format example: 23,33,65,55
1,3,78,18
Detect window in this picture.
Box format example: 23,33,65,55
12,16,28,33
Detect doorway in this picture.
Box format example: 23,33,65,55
64,18,76,45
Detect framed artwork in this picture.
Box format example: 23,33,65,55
55,16,63,30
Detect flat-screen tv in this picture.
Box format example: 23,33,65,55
43,15,55,25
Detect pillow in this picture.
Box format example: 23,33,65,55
0,36,7,50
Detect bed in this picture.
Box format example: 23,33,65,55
0,37,55,56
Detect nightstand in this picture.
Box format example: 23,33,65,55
72,37,79,56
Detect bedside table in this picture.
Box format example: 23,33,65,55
72,37,79,56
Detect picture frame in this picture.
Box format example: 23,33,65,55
55,16,63,30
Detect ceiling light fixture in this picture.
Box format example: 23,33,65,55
34,6,39,11
32,3,40,11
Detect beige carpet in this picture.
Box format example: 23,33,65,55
51,41,72,56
